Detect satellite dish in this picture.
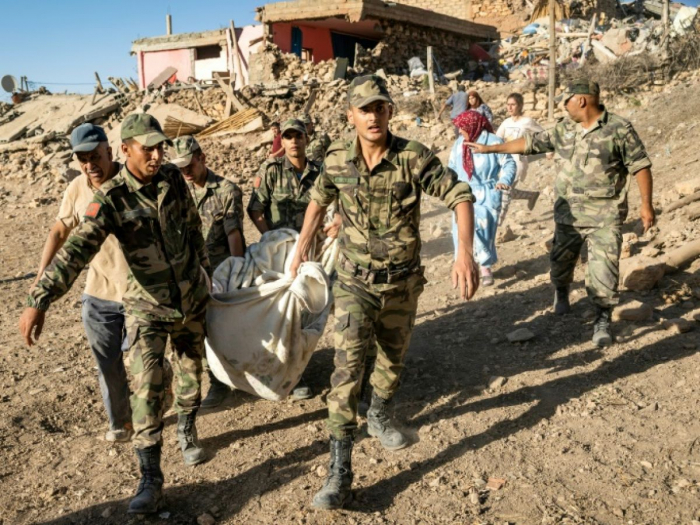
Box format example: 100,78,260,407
1,75,18,93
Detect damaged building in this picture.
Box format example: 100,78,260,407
253,0,499,77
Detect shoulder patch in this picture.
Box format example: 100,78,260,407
85,202,102,219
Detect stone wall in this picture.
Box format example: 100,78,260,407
396,0,470,20
356,19,483,75
397,0,620,21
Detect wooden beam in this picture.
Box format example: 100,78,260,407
230,20,246,88
580,13,597,65
548,0,556,121
213,72,245,115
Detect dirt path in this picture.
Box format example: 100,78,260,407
1,82,700,525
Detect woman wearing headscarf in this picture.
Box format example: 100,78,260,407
449,110,516,285
467,90,494,124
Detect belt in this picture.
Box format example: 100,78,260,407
338,254,420,285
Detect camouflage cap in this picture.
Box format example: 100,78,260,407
170,135,201,168
347,74,393,109
281,118,307,136
121,113,173,147
555,79,601,104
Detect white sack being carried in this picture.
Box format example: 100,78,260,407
205,228,338,401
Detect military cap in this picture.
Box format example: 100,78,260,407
121,113,173,147
70,123,109,153
281,118,307,136
170,135,201,168
555,79,601,104
347,75,393,108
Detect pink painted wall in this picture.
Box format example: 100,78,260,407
272,23,334,63
141,48,193,88
232,25,265,88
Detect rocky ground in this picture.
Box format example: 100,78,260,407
1,78,700,525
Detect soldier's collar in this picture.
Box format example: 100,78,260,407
122,164,146,193
205,169,219,189
346,132,400,167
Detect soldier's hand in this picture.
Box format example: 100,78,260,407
640,204,655,234
452,252,479,300
465,142,488,154
323,213,342,239
19,307,45,347
289,253,306,279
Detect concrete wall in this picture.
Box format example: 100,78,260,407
141,48,193,88
271,23,335,63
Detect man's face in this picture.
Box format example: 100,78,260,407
282,130,307,159
564,95,584,122
272,126,280,136
180,151,207,183
121,140,164,178
75,142,113,187
347,101,392,144
506,99,522,117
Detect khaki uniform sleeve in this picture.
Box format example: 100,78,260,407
523,128,555,155
247,165,273,214
309,162,339,208
620,123,652,175
180,175,210,273
416,148,474,210
56,178,81,229
223,183,244,235
29,193,115,311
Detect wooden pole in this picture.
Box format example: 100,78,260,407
427,46,435,95
548,0,556,121
230,20,245,88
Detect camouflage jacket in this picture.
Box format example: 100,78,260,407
247,156,321,232
524,108,652,228
311,133,475,271
29,163,210,323
187,169,244,271
306,131,332,164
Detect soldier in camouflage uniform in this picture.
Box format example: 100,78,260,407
248,118,326,400
303,114,332,164
467,78,654,346
289,75,479,510
171,135,245,408
19,114,212,515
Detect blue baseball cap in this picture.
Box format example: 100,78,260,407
70,123,109,153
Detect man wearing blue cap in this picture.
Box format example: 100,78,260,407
30,123,132,442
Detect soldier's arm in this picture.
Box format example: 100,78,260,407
247,167,274,234
20,195,115,346
620,123,654,231
416,148,475,210
466,137,527,155
182,178,211,275
32,221,72,288
224,184,245,257
290,162,338,277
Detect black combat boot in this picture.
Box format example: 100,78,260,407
177,411,206,466
553,285,571,315
367,392,408,451
312,436,354,510
357,355,376,418
201,371,229,409
127,445,164,514
592,306,613,347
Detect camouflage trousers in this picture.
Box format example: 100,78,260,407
126,314,205,449
550,223,622,308
326,269,425,439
